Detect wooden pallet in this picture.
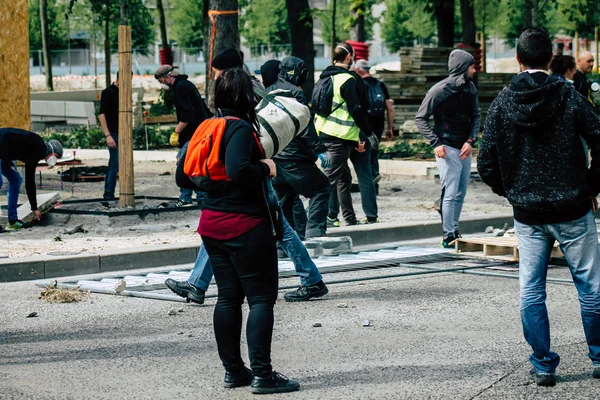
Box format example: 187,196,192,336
455,236,564,262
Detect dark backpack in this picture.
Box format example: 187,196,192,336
364,79,386,117
312,73,352,117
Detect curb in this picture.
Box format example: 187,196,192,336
0,215,513,283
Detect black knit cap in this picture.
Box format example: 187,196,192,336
212,48,243,70
260,59,281,88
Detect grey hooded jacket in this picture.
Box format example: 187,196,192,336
415,49,481,149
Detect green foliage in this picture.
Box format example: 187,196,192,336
42,126,171,150
149,89,176,116
318,0,376,44
239,0,290,50
29,0,69,50
169,0,204,49
382,0,433,52
392,141,415,158
410,141,435,159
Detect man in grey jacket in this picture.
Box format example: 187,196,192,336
415,49,480,247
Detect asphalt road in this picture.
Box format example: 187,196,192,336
0,253,598,399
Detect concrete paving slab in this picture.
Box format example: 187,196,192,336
0,256,45,282
99,244,199,272
44,254,101,278
0,192,60,226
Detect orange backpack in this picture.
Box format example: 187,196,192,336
183,116,264,189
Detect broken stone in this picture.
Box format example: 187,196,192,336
114,280,126,294
178,307,184,313
362,319,371,327
178,331,184,335
312,322,322,328
168,309,178,316
26,312,38,318
64,224,87,235
337,303,348,308
485,226,494,233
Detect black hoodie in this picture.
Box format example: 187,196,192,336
267,57,327,162
478,72,600,224
173,74,211,147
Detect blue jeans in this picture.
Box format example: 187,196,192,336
103,137,119,199
515,210,600,374
0,160,23,222
176,146,204,202
188,181,323,290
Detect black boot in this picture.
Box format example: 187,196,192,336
164,278,205,304
250,371,300,394
224,367,253,388
284,280,328,302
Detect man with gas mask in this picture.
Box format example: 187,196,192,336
155,65,211,207
312,41,379,227
0,128,63,231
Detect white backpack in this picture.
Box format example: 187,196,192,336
254,88,311,158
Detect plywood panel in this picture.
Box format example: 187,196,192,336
0,0,30,130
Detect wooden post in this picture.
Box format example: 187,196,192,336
594,27,600,73
575,32,580,58
0,0,30,129
481,31,486,73
118,25,134,207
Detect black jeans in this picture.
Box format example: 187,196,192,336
201,220,278,377
273,160,330,239
326,140,378,223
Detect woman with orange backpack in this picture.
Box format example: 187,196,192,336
195,68,300,394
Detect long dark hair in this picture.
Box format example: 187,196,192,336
214,68,259,132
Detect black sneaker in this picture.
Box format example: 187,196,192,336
224,367,253,388
0,225,4,234
250,371,300,394
441,233,456,248
174,199,194,207
164,278,205,304
284,280,328,302
533,372,556,387
593,366,600,379
346,219,361,226
454,230,462,239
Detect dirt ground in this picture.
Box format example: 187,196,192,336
0,158,512,258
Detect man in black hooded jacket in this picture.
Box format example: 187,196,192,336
266,56,331,239
155,65,210,206
478,27,600,387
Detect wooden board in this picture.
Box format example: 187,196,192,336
0,0,30,129
455,236,564,262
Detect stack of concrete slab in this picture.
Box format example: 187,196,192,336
303,236,353,258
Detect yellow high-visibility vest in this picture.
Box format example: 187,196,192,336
314,73,360,142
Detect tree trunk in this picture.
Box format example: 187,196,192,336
331,0,337,61
40,0,53,91
286,0,315,100
208,0,239,59
523,0,539,28
120,0,128,25
460,0,476,45
350,1,366,42
157,0,169,50
434,0,454,47
104,0,111,88
203,0,210,99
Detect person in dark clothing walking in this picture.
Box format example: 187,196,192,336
155,65,210,206
573,50,595,104
267,56,331,239
415,49,480,247
259,59,281,88
98,74,119,202
354,59,395,183
314,42,379,227
198,68,300,394
0,128,63,231
478,27,600,387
